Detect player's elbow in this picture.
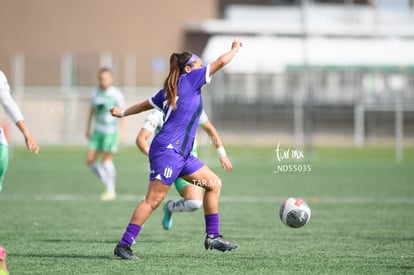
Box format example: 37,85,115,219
135,135,141,149
136,135,148,154
217,56,229,67
202,125,213,136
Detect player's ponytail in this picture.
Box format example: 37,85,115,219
164,52,192,109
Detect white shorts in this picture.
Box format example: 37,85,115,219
0,127,8,146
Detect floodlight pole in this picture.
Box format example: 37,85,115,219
354,103,365,147
100,52,113,69
10,54,25,152
300,0,313,158
388,72,406,163
11,53,25,106
61,53,75,143
294,0,306,150
124,53,137,92
395,94,403,163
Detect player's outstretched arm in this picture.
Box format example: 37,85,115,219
201,121,232,172
136,129,152,156
110,100,153,118
16,120,39,154
209,38,242,77
0,82,39,154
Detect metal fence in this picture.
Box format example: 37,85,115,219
207,67,414,149
1,54,413,154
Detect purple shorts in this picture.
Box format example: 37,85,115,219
149,148,204,185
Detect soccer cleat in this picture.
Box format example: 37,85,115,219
204,235,239,252
101,192,116,202
114,244,139,260
162,200,173,230
0,246,9,275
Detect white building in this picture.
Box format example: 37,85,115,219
186,3,414,145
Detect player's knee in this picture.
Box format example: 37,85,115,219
86,152,96,166
150,199,163,210
209,177,222,191
146,195,165,210
186,200,203,211
86,158,94,166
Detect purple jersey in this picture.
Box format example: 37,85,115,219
149,65,211,157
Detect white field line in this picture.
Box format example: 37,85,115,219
0,194,414,204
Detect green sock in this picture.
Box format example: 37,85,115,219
0,144,9,192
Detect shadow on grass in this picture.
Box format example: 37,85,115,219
40,239,117,244
356,235,414,241
27,239,263,261
11,253,114,260
386,265,414,270
10,251,257,261
40,238,167,244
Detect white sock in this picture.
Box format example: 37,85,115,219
167,199,203,212
90,162,106,183
102,160,116,194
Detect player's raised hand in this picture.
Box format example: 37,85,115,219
220,156,233,173
231,38,243,52
110,107,122,118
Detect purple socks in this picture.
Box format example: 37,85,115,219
119,223,142,246
118,215,219,246
205,213,220,237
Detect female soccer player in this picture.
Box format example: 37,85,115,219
86,68,124,201
0,70,39,192
111,38,242,260
136,108,232,230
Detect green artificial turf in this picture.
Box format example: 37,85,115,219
0,145,413,274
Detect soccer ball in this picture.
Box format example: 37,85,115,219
279,197,311,228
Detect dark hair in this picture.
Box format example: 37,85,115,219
98,67,112,76
163,52,192,109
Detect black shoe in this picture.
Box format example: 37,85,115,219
114,244,139,260
204,235,239,252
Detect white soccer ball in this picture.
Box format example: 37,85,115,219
279,197,311,228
